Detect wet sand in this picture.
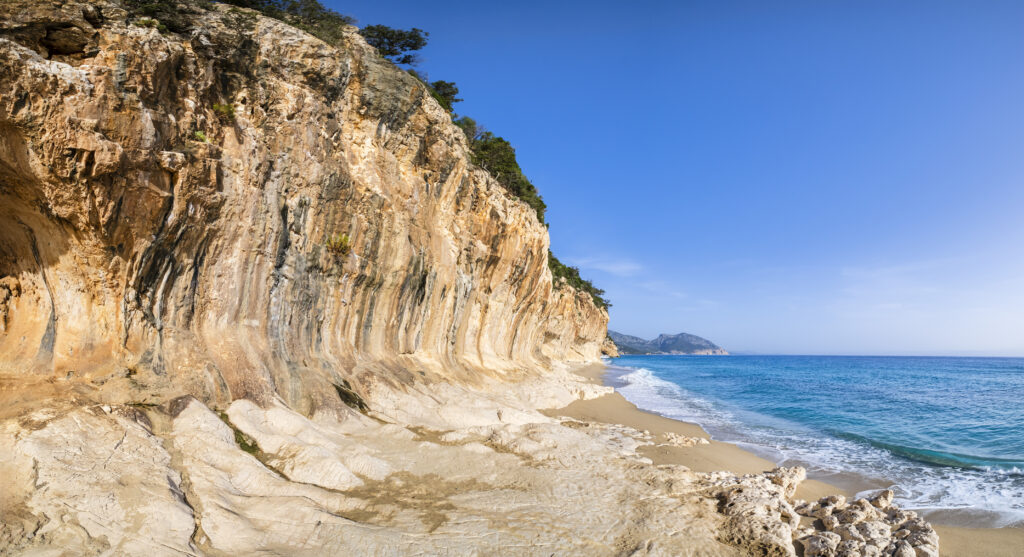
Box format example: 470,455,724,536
543,364,1024,557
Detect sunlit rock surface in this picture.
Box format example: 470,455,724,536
0,2,937,555
0,0,606,414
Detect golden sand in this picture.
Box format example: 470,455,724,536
542,364,1024,557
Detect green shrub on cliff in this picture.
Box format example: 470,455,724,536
454,116,547,224
136,17,169,33
126,0,354,45
454,116,481,143
125,0,210,33
427,80,462,112
219,0,355,45
548,251,610,310
359,25,429,66
407,71,462,113
212,103,235,122
326,233,351,258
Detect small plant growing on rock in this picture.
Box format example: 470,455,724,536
333,380,369,413
212,103,235,123
193,130,208,143
217,412,260,456
326,233,351,258
133,18,167,32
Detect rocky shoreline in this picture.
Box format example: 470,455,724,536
2,362,944,556
709,468,938,556
558,365,1024,557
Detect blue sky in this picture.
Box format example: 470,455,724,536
330,0,1024,356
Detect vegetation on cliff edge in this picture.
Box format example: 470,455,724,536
124,0,212,33
125,0,356,44
220,0,355,44
453,116,547,224
408,71,463,113
548,251,610,310
359,25,429,66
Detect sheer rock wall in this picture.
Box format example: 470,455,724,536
0,0,607,415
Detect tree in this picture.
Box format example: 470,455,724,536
359,25,429,65
406,71,461,113
454,116,483,142
429,80,462,112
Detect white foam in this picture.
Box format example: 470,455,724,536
612,366,736,429
607,363,1024,528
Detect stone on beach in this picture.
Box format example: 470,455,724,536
870,489,896,509
792,489,939,557
707,467,939,557
662,431,710,447
706,467,805,556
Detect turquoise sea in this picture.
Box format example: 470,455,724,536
607,355,1024,527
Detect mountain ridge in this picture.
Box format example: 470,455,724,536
608,330,728,355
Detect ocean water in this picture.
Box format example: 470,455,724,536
607,355,1024,527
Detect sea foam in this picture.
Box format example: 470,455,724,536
607,358,1024,527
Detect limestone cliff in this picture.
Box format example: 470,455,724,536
0,4,945,556
600,336,620,357
0,0,607,415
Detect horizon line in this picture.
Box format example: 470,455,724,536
614,352,1024,359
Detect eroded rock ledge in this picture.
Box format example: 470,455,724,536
708,468,938,557
0,386,938,556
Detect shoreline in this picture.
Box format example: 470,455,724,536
544,363,1024,557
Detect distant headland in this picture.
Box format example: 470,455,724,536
608,331,729,355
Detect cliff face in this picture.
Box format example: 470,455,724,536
0,0,607,414
600,336,620,357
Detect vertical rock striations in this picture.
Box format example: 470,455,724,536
1,5,941,556
0,0,607,414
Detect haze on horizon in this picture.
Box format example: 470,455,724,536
335,0,1024,357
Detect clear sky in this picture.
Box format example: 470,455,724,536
329,0,1024,356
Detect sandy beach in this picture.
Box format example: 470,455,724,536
543,364,1024,557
